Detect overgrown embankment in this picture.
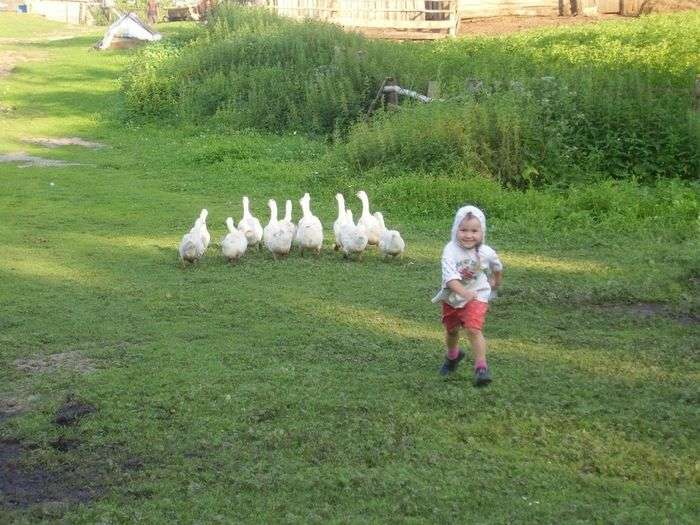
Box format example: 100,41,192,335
122,6,699,185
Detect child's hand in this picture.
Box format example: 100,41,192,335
460,290,477,303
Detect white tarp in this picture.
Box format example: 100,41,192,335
96,12,161,50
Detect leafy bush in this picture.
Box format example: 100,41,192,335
122,7,700,184
121,43,184,119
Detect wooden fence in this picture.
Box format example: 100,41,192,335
256,0,657,39
260,0,459,38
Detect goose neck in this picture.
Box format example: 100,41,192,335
359,194,370,217
336,195,345,217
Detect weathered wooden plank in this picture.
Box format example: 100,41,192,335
458,0,559,17
597,0,620,13
621,0,643,15
338,18,455,28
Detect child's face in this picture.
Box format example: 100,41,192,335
457,216,482,249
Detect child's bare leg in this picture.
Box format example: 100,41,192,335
466,328,487,368
445,327,460,358
440,326,465,375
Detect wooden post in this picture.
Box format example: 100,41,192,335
384,77,399,108
427,81,440,99
694,74,700,113
449,0,459,37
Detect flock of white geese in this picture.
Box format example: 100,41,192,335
178,190,405,265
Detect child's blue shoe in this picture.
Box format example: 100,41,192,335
439,350,465,376
474,366,492,387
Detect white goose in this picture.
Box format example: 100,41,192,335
333,193,347,251
237,196,263,250
296,192,323,256
281,199,297,241
356,190,382,246
375,211,405,259
178,219,205,267
263,199,293,259
197,208,211,251
338,208,368,260
221,217,248,263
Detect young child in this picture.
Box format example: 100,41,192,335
432,205,503,386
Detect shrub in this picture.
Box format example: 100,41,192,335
121,43,184,119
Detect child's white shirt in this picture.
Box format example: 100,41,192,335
431,241,503,308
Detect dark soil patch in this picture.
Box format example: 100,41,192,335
1,439,145,511
0,439,101,510
49,437,81,453
53,398,97,426
0,439,23,463
121,457,144,471
598,302,699,325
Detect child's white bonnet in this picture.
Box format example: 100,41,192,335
451,205,486,243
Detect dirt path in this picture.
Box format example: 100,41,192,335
457,2,698,36
457,14,630,37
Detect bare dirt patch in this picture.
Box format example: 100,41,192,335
0,152,83,168
0,50,47,78
0,438,102,510
457,14,630,37
23,137,104,149
456,4,698,37
53,397,97,426
0,397,30,422
49,437,81,452
14,351,96,375
598,302,699,325
0,436,146,514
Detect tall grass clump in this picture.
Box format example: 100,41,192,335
340,97,560,187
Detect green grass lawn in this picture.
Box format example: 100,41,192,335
0,13,91,41
0,15,698,523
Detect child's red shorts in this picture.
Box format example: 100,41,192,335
442,300,489,331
